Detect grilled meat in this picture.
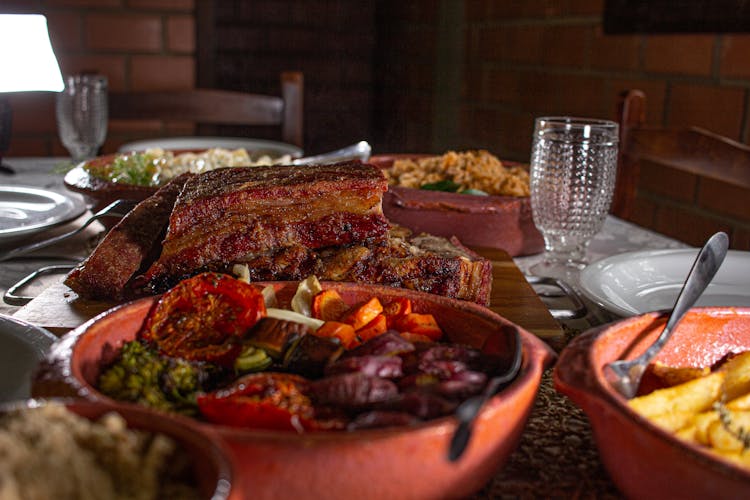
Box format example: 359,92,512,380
64,174,191,301
142,161,390,282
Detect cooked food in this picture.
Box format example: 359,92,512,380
85,147,293,187
384,150,530,197
143,161,390,283
628,351,750,468
65,161,492,305
0,403,200,500
96,273,512,431
65,174,190,301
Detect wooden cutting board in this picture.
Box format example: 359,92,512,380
13,247,564,346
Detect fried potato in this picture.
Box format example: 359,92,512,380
707,411,750,452
720,352,750,401
649,362,711,387
628,371,725,418
710,448,750,467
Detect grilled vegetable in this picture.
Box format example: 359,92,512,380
140,272,266,366
197,372,317,431
98,340,223,415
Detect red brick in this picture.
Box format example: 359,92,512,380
697,178,750,222
638,159,698,203
567,0,604,16
720,35,750,79
6,93,57,134
542,24,591,68
86,14,161,52
643,35,714,76
485,0,565,19
606,79,667,126
668,84,745,140
131,56,195,91
482,68,522,104
57,55,127,92
167,15,195,53
547,74,609,118
590,28,640,72
477,24,544,64
126,0,194,10
653,204,732,247
46,11,83,51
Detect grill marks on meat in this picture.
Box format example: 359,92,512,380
64,174,191,301
143,162,390,283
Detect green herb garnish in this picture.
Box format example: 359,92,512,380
85,152,161,187
420,180,461,192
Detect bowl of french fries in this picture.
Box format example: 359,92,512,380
555,307,750,499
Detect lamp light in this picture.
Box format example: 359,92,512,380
0,14,64,173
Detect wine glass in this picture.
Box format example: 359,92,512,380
56,74,108,163
528,116,619,283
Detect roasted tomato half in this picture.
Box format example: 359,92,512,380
197,372,317,431
140,272,266,366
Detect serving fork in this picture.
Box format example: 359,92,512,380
0,199,138,262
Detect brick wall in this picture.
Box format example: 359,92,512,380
3,0,195,156
3,0,750,247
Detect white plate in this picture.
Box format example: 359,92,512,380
0,315,56,402
117,136,303,158
579,249,750,317
0,186,86,243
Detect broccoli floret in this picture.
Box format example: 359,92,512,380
97,340,224,415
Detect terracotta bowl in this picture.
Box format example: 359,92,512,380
370,154,544,257
555,307,750,499
1,398,237,499
34,281,555,500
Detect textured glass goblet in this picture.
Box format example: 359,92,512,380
529,117,619,282
56,74,108,163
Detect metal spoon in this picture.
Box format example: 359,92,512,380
292,141,371,165
605,231,729,399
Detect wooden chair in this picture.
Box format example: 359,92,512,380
109,71,304,148
614,89,750,220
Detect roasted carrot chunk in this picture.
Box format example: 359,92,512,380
356,314,388,342
382,297,413,328
312,289,349,321
340,297,383,330
314,321,358,349
394,313,443,341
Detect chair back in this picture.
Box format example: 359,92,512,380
109,71,303,148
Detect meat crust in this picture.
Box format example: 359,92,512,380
143,161,390,282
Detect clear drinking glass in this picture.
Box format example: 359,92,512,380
529,116,619,281
56,74,108,163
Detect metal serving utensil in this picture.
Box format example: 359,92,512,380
0,198,138,262
448,326,523,461
292,141,371,166
605,231,729,399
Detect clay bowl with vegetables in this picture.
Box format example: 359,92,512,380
34,273,555,500
555,307,750,499
0,398,237,499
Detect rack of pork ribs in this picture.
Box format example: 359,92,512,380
65,161,493,305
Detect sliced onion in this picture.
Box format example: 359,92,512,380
266,307,324,331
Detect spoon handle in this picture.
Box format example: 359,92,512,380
637,232,729,367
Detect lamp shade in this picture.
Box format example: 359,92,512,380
0,14,64,93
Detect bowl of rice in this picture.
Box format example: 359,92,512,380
371,151,544,256
0,399,236,499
